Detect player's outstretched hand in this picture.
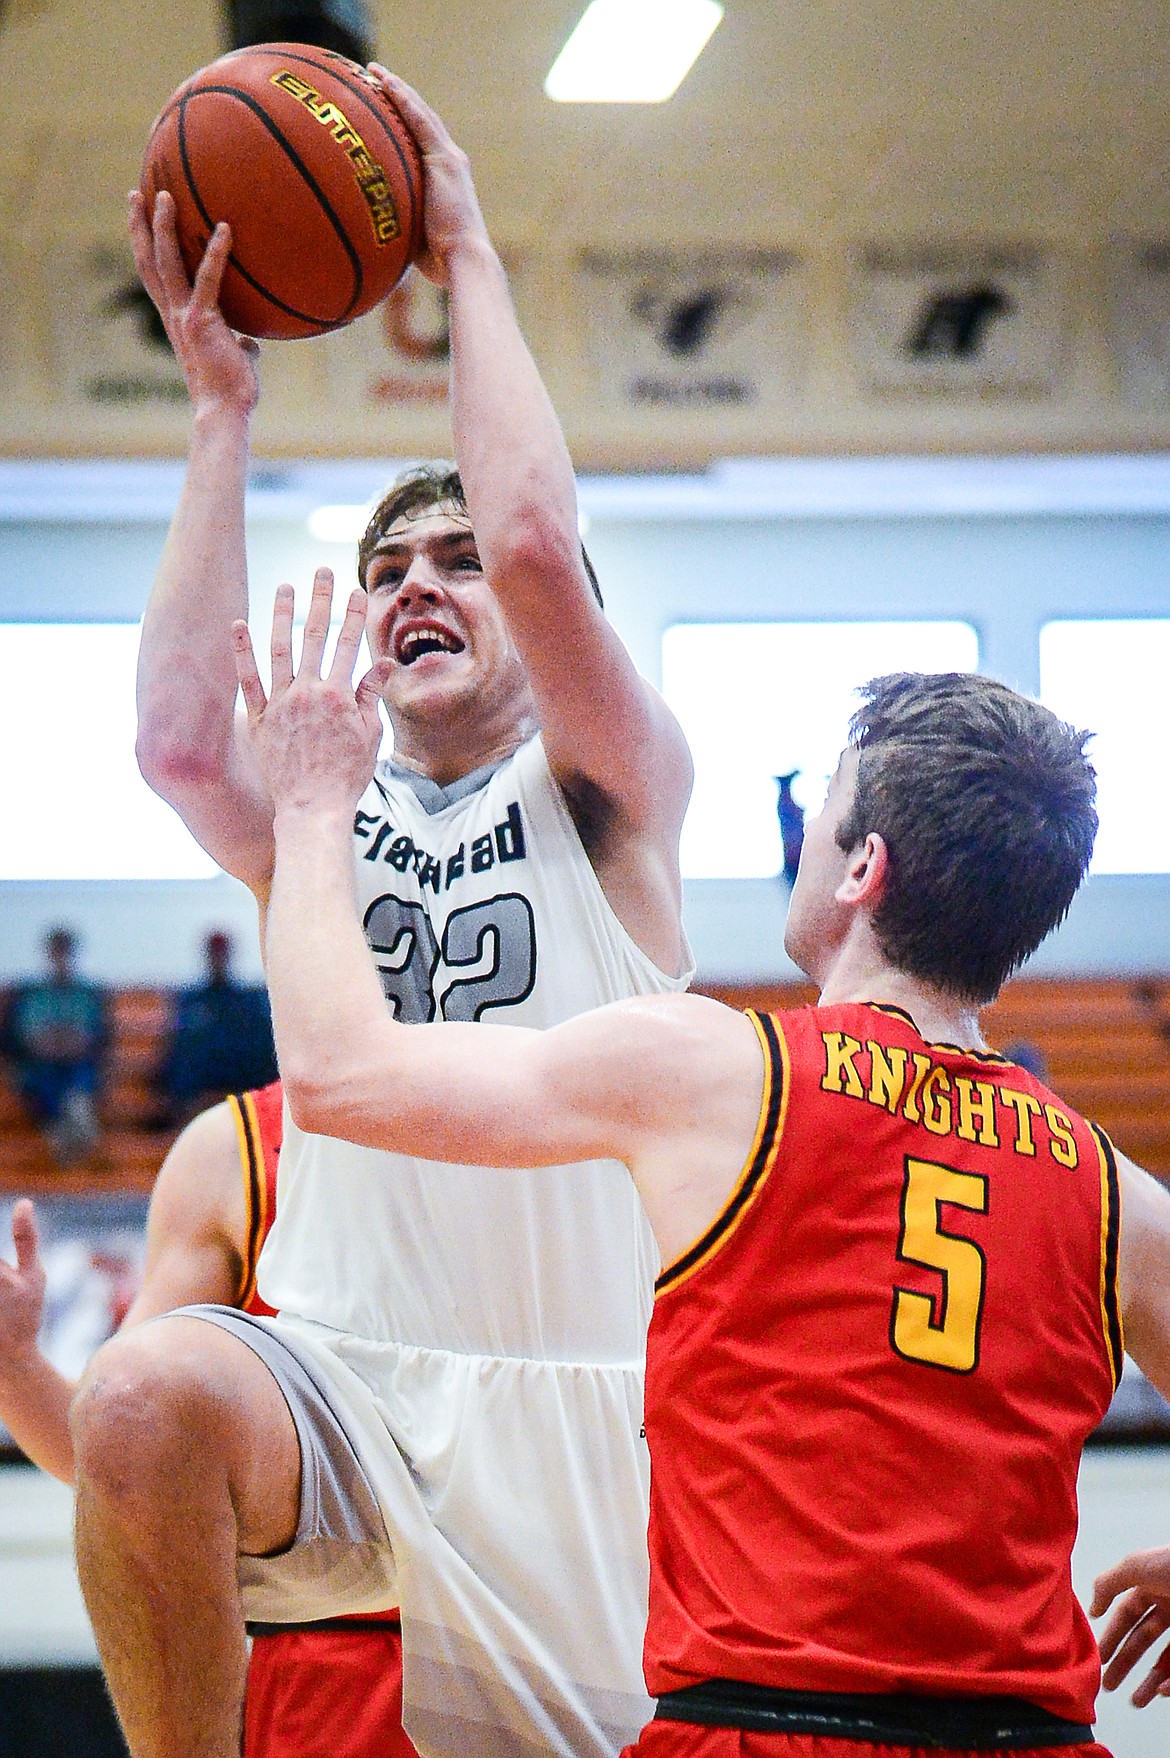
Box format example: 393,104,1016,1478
0,1200,47,1365
367,67,491,286
127,188,259,417
1093,1547,1170,1706
233,571,391,817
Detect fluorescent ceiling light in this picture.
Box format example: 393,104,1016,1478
308,503,372,543
546,0,723,103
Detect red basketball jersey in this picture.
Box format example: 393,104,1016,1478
226,1084,416,1758
644,1001,1122,1724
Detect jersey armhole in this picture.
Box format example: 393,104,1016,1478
228,1091,268,1312
1091,1122,1125,1389
655,1010,790,1297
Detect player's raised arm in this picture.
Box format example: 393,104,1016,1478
237,579,757,1262
129,189,276,893
1090,1153,1170,1705
370,72,693,899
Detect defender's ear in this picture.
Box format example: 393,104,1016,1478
835,832,889,908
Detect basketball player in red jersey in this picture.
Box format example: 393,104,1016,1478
0,1085,418,1758
241,618,1170,1758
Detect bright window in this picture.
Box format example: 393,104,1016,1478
0,625,217,880
1040,619,1170,874
663,621,980,878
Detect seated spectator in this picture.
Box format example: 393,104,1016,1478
1002,1037,1048,1082
1,928,109,1165
157,930,277,1125
1134,979,1170,1044
774,771,805,886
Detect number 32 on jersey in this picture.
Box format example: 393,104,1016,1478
364,891,537,1024
890,1157,989,1374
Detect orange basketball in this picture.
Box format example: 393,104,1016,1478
140,43,424,340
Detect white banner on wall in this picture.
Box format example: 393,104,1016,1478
579,248,805,411
850,244,1064,395
325,265,451,411
45,240,188,411
1106,240,1170,403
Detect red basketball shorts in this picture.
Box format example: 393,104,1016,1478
244,1621,420,1758
621,1724,1113,1758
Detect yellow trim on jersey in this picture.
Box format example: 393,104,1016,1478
229,1091,267,1312
1094,1125,1124,1388
655,1010,791,1296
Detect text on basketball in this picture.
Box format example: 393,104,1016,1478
271,70,402,245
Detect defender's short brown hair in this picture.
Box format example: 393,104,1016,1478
835,672,1097,1004
357,463,603,606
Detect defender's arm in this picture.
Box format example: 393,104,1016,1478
0,1104,246,1484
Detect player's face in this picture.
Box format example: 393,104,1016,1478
363,505,530,727
783,747,861,981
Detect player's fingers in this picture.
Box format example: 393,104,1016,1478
11,1200,39,1273
356,657,393,716
1098,1588,1153,1663
232,619,268,718
190,221,233,312
1093,1550,1170,1617
1131,1637,1170,1709
269,584,296,691
299,569,335,675
149,190,195,306
1101,1604,1170,1693
327,590,369,683
127,192,161,290
369,67,449,149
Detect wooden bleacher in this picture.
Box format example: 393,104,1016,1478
0,988,179,1196
1,977,1167,1197
697,976,1170,1181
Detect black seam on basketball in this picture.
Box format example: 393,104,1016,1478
262,50,423,247
176,85,365,326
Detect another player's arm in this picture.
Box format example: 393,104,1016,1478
371,75,693,893
129,189,276,892
272,869,759,1264
1090,1154,1170,1705
0,1104,246,1486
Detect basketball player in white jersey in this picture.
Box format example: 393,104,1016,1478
72,70,692,1758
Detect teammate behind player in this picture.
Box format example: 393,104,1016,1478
0,1085,418,1758
75,70,691,1758
245,632,1170,1758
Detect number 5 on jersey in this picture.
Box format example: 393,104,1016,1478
891,1157,988,1374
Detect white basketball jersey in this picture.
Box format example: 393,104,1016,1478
258,735,691,1359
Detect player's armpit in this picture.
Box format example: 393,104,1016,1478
1116,1153,1170,1402
122,1102,246,1327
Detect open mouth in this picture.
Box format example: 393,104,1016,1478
394,623,466,666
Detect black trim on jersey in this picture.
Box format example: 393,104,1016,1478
655,1010,784,1296
1092,1122,1124,1388
248,1615,402,1636
233,1092,265,1298
653,1681,1094,1747
868,1002,1008,1065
